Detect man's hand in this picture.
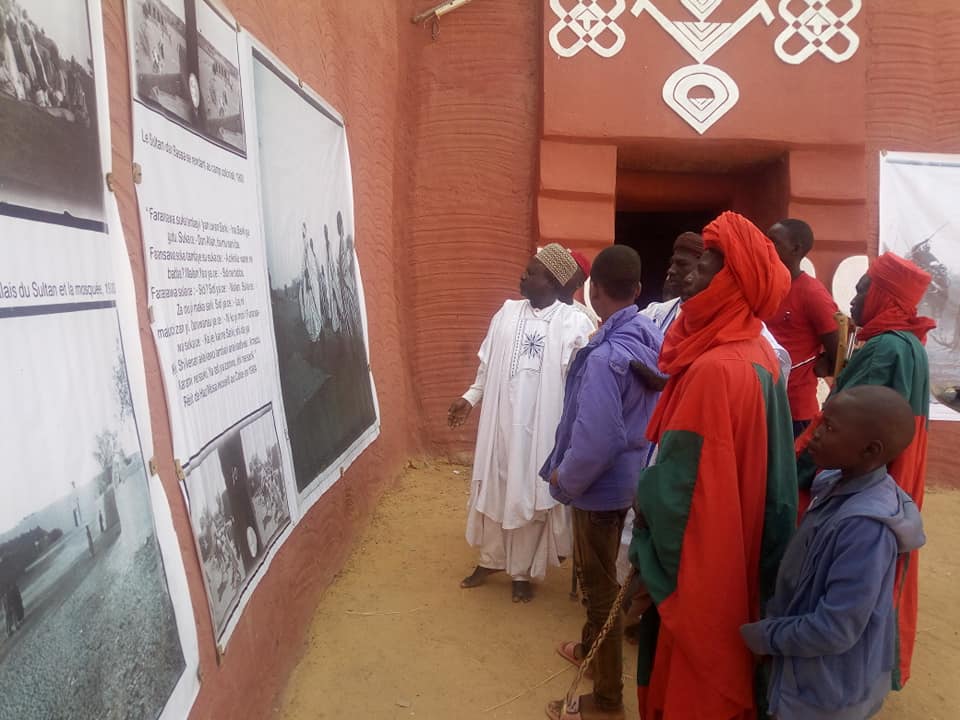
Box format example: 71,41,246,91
548,469,559,487
631,495,648,534
447,398,473,428
630,360,668,391
813,352,833,378
623,573,653,615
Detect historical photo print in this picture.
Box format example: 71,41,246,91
0,0,104,222
253,53,377,495
906,232,960,416
132,0,193,124
182,406,290,640
881,153,960,418
0,305,185,720
131,0,245,155
196,0,244,153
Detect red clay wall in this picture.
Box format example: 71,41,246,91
405,1,542,457
102,1,419,717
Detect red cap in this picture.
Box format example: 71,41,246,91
569,250,591,277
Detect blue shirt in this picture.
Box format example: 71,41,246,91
539,305,662,511
740,467,926,720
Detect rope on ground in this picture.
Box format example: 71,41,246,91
343,606,424,617
562,568,636,714
482,665,572,713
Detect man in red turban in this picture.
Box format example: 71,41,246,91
798,251,934,689
628,212,798,719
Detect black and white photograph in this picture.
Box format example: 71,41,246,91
253,52,377,496
131,0,245,155
183,406,290,640
132,0,193,125
0,305,186,720
880,152,960,420
0,0,103,222
906,231,960,416
196,0,244,153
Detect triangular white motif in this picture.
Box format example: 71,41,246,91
662,64,740,135
680,0,723,22
673,20,730,53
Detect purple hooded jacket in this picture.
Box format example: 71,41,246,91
539,305,662,511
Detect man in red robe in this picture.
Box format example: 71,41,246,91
799,252,934,689
629,212,798,719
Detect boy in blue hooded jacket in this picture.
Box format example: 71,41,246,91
740,385,926,719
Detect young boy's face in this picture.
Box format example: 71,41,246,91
807,396,875,472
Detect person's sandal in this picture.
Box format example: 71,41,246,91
555,640,593,678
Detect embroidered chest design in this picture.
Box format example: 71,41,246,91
510,306,559,377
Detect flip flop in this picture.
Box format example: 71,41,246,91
555,641,593,678
546,697,625,720
545,698,580,720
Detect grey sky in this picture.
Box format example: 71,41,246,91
0,308,132,536
253,58,353,289
18,0,94,65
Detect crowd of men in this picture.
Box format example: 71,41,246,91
448,212,934,720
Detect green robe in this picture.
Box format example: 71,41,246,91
799,330,929,688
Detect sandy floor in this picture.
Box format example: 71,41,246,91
276,461,960,720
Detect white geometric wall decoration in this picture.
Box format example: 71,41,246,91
774,0,861,65
549,0,628,58
632,0,773,132
662,64,740,135
547,0,864,135
680,0,724,23
632,0,775,65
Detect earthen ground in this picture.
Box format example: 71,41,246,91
276,461,960,720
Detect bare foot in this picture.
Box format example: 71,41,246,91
460,566,502,588
511,580,534,603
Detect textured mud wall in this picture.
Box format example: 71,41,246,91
405,1,542,457
102,1,419,717
864,0,960,484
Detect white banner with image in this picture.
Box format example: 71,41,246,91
248,40,379,514
880,151,960,421
126,0,294,649
0,1,199,717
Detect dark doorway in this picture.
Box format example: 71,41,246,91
615,209,720,308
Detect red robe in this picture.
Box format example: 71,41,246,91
796,252,934,688
630,213,797,719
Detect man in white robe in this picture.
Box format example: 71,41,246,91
449,244,595,603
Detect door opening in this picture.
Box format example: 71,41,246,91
615,209,720,308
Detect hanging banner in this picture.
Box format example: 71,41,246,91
126,0,292,647
249,42,379,512
0,1,198,718
879,151,960,421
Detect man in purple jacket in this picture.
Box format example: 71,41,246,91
541,245,663,720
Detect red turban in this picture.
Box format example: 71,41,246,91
570,250,591,278
859,252,936,343
657,212,791,377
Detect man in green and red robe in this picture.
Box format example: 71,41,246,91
798,251,934,689
629,212,798,719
